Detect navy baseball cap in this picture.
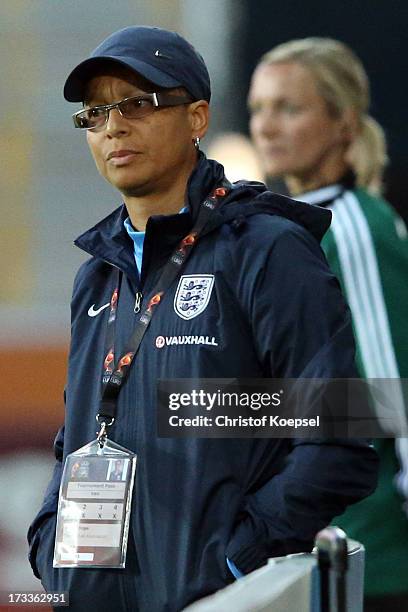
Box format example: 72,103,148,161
63,25,211,103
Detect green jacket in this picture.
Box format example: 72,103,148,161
298,183,408,596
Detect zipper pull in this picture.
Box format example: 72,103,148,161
134,291,143,314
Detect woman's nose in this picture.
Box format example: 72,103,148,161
105,107,130,137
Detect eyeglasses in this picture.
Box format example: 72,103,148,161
72,92,193,130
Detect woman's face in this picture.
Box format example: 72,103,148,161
248,61,349,192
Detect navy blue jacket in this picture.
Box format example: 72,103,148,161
28,155,378,611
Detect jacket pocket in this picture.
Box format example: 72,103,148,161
28,513,57,587
225,513,269,575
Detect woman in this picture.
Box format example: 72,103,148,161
248,37,408,611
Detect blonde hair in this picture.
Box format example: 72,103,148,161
260,37,388,195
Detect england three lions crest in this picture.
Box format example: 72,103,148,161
174,275,215,320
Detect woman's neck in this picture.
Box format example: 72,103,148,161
285,152,350,196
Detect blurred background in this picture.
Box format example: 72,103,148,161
1,0,407,596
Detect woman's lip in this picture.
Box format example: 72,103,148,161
261,145,286,155
107,151,139,165
107,150,138,160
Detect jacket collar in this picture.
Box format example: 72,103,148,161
74,153,229,276
295,184,344,207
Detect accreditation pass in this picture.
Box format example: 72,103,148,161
53,439,136,568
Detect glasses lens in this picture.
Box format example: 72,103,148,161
74,107,107,129
73,111,90,129
120,97,155,119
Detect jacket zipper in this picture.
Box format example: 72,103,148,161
134,291,143,313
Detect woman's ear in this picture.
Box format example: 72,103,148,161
188,100,210,140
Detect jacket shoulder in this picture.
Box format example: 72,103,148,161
71,257,113,327
346,188,408,258
353,188,405,230
222,209,324,261
221,187,331,245
72,257,111,296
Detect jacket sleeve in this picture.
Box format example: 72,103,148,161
375,203,408,502
27,425,64,577
27,260,92,576
225,220,379,574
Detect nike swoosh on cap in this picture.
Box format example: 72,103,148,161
154,49,171,59
88,302,110,317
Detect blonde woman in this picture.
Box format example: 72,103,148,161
249,37,408,611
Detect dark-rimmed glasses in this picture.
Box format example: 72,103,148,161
72,92,193,130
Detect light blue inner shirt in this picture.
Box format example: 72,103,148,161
124,207,189,276
123,217,146,277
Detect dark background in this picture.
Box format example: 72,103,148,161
231,0,408,219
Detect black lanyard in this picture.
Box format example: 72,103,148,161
97,182,230,427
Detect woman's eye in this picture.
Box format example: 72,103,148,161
121,98,154,116
248,103,262,115
129,98,151,110
89,107,106,118
281,102,300,114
